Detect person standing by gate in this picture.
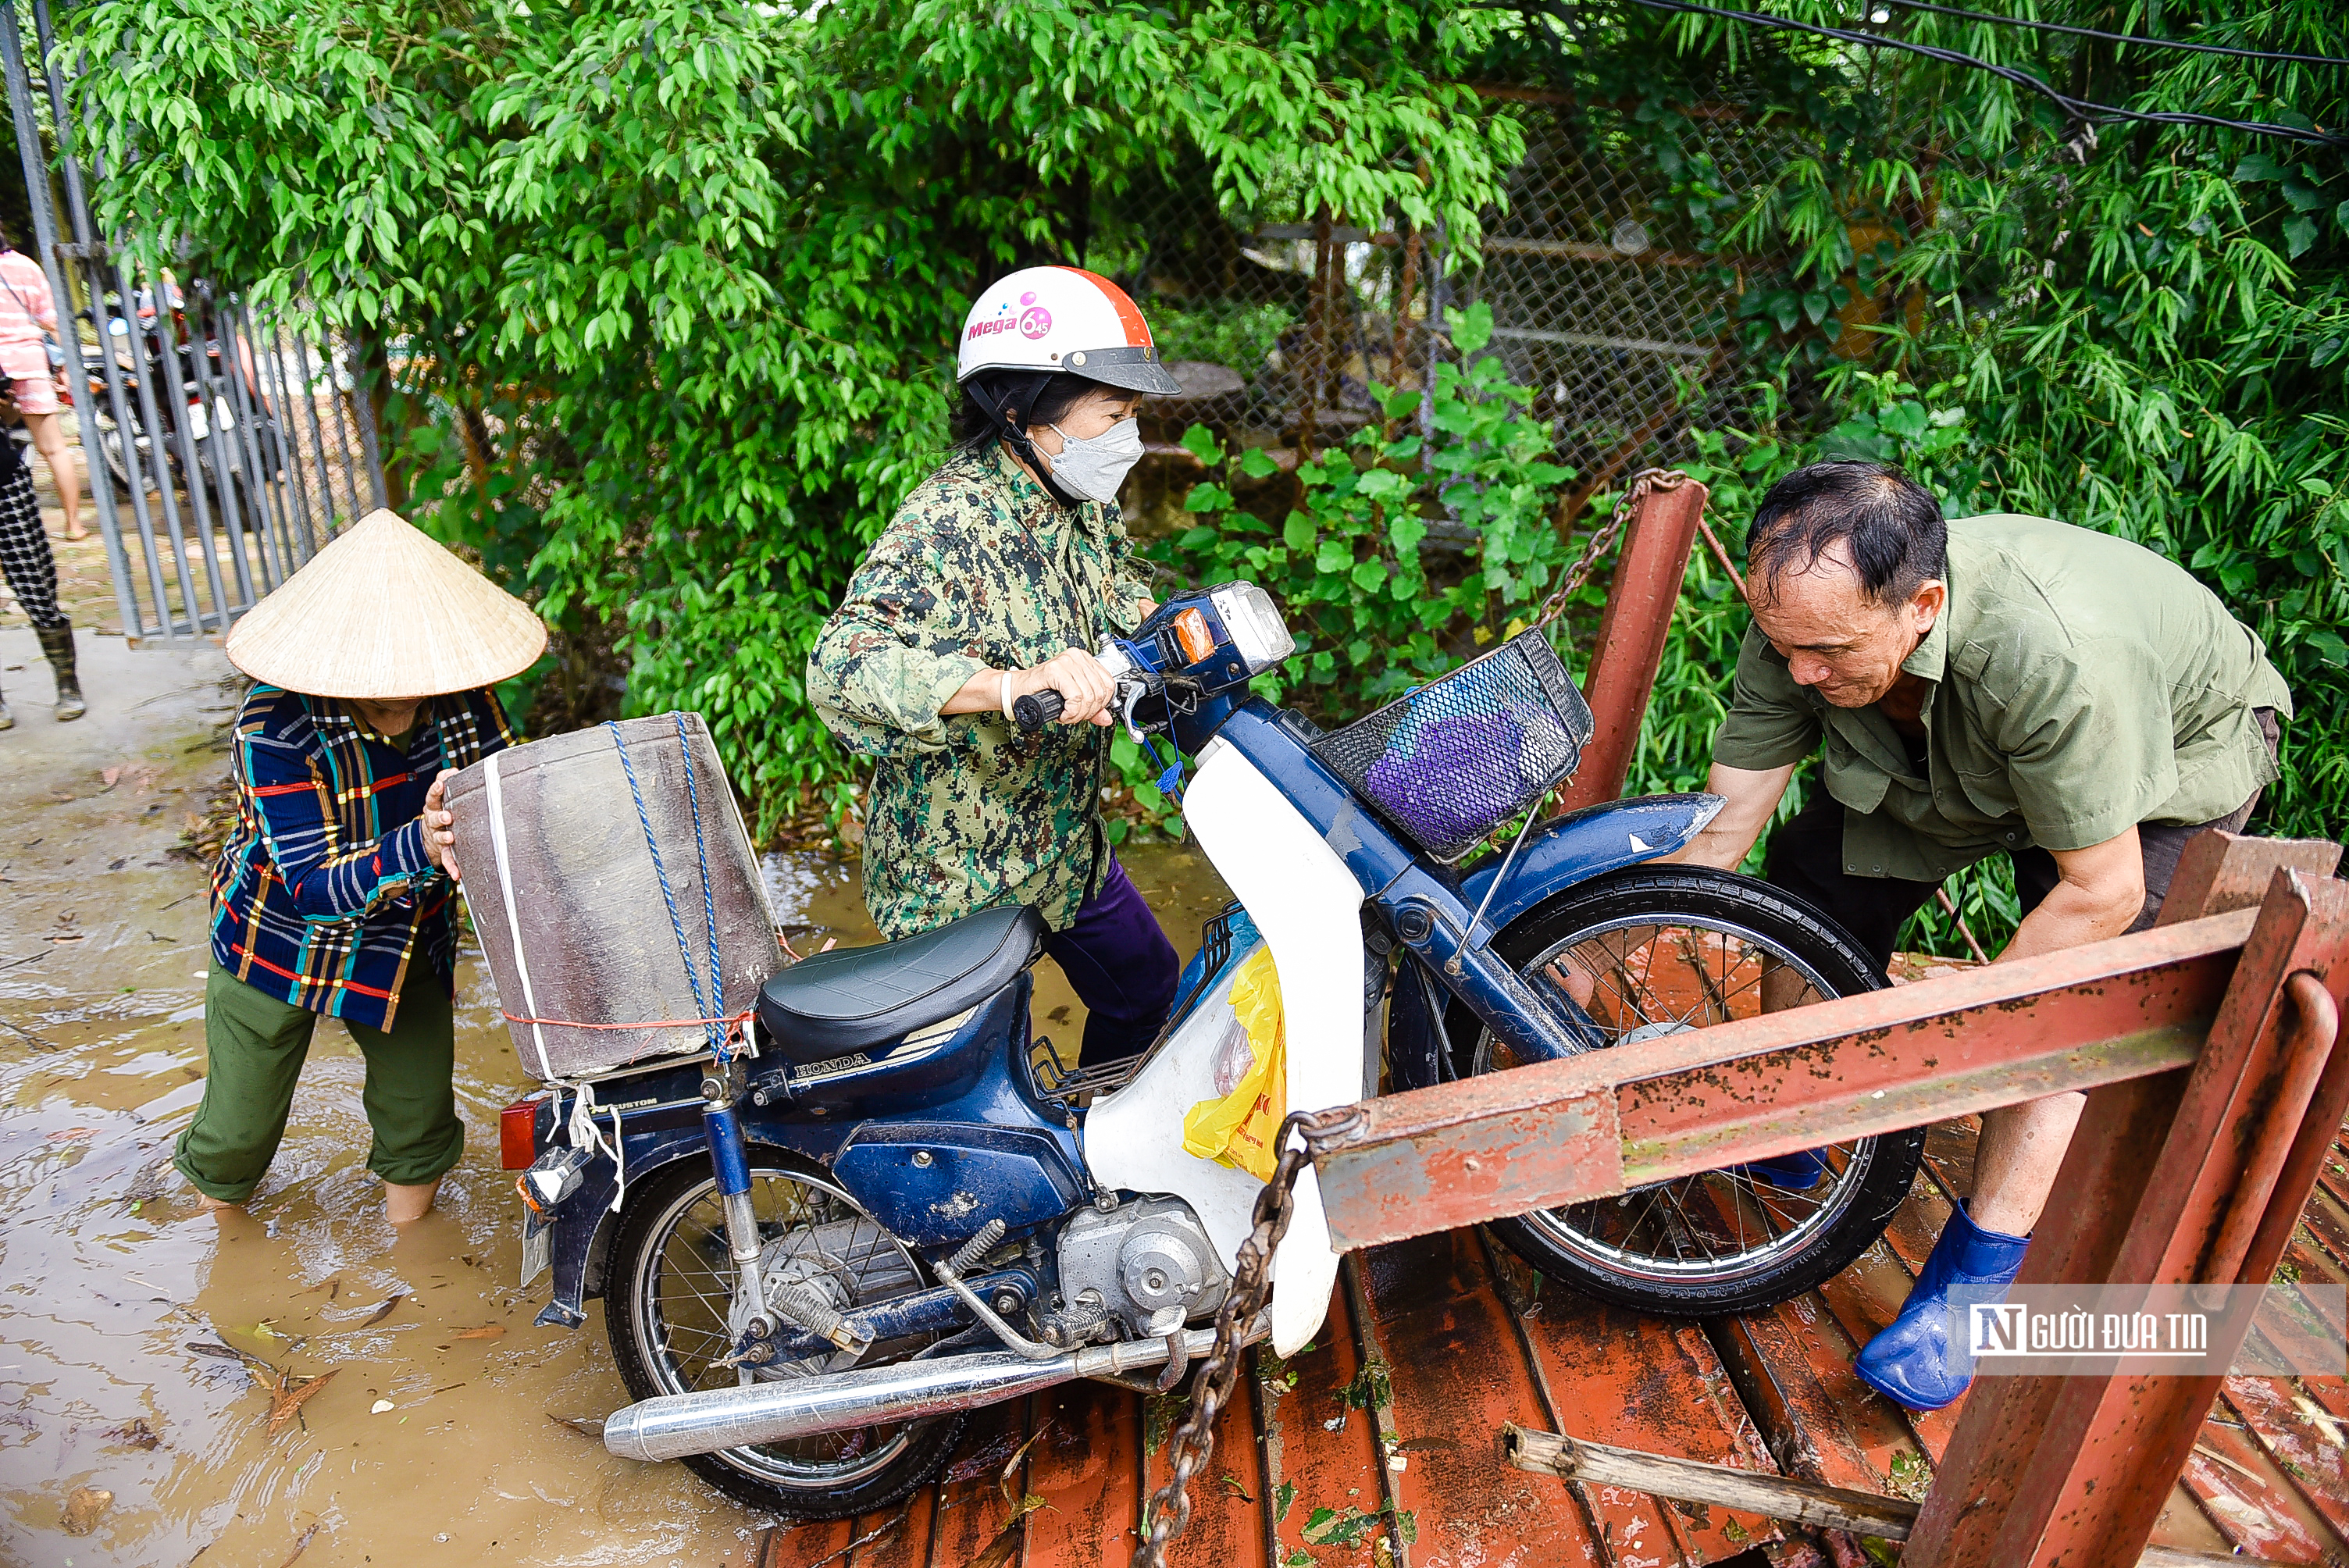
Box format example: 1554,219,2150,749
0,391,83,726
1670,459,2292,1412
0,225,83,543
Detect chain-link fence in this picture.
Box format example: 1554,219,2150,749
1103,81,1887,527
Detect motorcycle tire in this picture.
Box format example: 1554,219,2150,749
92,414,144,497
604,1148,966,1520
1447,864,1927,1317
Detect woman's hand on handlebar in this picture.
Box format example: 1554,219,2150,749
1003,648,1116,727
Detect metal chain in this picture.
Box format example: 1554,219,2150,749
1529,467,1695,629
1130,1104,1367,1568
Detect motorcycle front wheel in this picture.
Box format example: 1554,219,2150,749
604,1150,965,1519
1449,864,1927,1317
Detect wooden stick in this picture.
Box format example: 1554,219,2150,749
1502,1424,1919,1539
1502,1427,2294,1566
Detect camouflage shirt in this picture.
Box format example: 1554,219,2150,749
807,444,1156,938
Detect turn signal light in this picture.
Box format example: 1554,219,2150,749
1171,606,1217,665
501,1095,543,1170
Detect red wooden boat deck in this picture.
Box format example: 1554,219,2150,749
757,981,2349,1568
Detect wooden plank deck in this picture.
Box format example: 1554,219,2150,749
756,973,2349,1567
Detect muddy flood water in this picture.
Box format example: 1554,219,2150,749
0,632,1233,1568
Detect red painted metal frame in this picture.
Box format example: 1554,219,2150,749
1316,906,2260,1250
1905,881,2349,1568
1310,869,2349,1567
1555,476,1708,812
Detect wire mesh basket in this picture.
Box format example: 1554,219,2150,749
1310,631,1596,862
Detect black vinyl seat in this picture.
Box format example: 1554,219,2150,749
757,903,1046,1060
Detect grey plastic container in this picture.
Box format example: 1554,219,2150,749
446,712,782,1082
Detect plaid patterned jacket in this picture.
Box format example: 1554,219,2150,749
210,684,516,1029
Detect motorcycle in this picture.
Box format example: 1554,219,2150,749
500,581,1919,1519
77,282,289,536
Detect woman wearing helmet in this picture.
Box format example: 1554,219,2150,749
807,266,1187,1065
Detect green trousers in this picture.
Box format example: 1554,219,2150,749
175,962,465,1203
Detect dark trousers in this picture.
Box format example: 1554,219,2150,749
0,461,64,630
1763,712,2279,972
176,963,463,1202
1043,854,1181,1064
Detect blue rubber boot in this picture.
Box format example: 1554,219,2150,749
1737,1148,1829,1189
1853,1200,2030,1412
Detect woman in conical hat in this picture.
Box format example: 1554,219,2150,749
180,508,545,1224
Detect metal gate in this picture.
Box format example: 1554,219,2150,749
2,0,386,647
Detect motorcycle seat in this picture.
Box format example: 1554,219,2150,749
756,903,1046,1060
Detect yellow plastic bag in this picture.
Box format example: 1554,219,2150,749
1182,943,1287,1181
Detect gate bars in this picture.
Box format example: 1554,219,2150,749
1,0,387,646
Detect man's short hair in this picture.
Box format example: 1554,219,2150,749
1747,460,1947,605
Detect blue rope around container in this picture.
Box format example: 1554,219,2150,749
672,711,725,1046
608,718,729,1057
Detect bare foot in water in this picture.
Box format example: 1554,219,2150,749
385,1179,440,1224
197,1192,244,1215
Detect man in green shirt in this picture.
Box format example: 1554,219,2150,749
1672,459,2290,1411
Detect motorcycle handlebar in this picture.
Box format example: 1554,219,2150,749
1011,690,1065,732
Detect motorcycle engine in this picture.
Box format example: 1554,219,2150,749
1053,1196,1231,1339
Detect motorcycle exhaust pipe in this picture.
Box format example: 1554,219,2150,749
604,1321,1255,1463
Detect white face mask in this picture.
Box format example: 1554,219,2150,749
1043,417,1143,504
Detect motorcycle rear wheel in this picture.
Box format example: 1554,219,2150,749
604,1149,965,1519
1451,865,1927,1317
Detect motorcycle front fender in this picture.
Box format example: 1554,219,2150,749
1456,793,1725,935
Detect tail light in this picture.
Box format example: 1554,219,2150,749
501,1094,544,1170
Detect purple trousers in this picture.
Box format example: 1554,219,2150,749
1043,854,1180,1065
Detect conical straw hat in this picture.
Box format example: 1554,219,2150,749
226,508,547,699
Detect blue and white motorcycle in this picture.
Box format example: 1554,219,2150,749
507,582,1917,1518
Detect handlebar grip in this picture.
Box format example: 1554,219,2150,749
1012,690,1064,732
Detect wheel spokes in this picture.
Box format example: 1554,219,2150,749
636,1169,930,1487
1478,909,1874,1287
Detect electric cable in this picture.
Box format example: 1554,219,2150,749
1524,0,2349,146
1878,1,2349,71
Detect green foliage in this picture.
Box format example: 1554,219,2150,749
79,0,2345,968
1510,0,2347,955
73,0,1526,838
1161,301,1575,705
1114,302,1578,829
1150,301,1298,383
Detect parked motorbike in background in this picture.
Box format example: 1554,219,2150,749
483,579,1914,1520
76,279,288,535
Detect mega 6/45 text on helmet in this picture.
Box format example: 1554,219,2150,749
956,266,1183,395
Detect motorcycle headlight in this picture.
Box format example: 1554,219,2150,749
1210,582,1296,674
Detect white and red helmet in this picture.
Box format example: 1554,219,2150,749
956,265,1183,395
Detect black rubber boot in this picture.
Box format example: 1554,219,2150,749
37,623,84,722
0,675,12,730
